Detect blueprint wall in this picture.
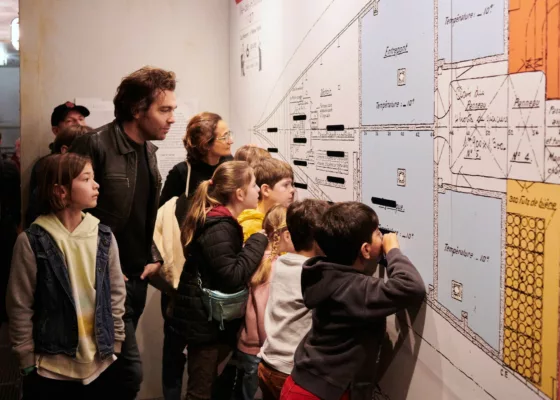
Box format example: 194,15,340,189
230,1,560,398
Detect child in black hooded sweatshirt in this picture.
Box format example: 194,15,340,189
281,202,426,400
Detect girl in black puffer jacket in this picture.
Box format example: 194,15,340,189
168,161,268,400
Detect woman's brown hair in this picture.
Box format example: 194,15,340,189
37,153,91,214
181,161,254,248
250,205,288,286
183,112,222,164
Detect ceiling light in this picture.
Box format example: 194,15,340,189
11,17,19,51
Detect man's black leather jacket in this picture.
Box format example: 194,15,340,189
70,120,163,265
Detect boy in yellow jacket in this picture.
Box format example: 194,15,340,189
238,158,295,242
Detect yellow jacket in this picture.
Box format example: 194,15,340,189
238,209,265,243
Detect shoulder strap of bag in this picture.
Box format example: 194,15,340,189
185,161,191,196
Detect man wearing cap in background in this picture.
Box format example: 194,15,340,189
50,101,90,144
25,101,90,227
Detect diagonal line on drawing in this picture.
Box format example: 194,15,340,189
472,127,508,177
255,0,374,128
450,75,509,176
436,89,450,120
508,73,545,179
546,209,556,231
456,166,473,188
450,140,468,170
514,180,528,194
435,136,450,166
456,66,474,79
476,75,510,121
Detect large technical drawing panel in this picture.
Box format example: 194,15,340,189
361,0,434,125
437,190,502,350
361,130,434,287
230,0,560,397
505,180,560,398
438,0,505,63
449,71,546,182
251,18,361,203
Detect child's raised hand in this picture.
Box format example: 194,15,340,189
382,233,400,254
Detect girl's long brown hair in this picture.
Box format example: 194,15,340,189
250,205,288,286
181,161,253,248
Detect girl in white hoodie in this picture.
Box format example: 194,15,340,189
7,153,126,400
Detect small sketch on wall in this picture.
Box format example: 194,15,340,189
452,280,463,301
397,68,406,86
397,168,406,186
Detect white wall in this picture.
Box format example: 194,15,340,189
19,1,230,398
0,67,19,149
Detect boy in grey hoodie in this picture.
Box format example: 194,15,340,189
258,199,330,400
282,202,425,400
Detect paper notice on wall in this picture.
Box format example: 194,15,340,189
74,97,115,130
155,99,199,183
239,0,263,77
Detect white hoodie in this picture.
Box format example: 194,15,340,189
260,253,312,374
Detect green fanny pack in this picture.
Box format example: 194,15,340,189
198,277,248,330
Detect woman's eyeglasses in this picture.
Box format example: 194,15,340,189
217,131,234,142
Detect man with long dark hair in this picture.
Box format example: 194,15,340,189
71,66,177,398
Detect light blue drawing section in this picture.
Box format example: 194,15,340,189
438,0,505,62
361,131,434,287
438,190,502,350
361,0,434,125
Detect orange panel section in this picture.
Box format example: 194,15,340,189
509,0,560,99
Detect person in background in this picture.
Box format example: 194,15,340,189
156,111,233,400
281,202,426,400
7,153,125,399
51,101,90,136
159,112,234,206
11,137,20,171
233,144,271,166
0,145,21,328
53,125,93,154
26,101,90,227
167,161,268,400
238,158,295,242
258,199,329,400
70,66,177,399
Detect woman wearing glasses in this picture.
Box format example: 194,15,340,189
159,112,234,205
155,112,234,400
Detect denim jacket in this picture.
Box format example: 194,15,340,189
26,223,115,359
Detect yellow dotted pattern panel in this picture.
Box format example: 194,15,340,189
504,213,545,385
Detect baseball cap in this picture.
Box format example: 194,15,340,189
51,101,90,127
